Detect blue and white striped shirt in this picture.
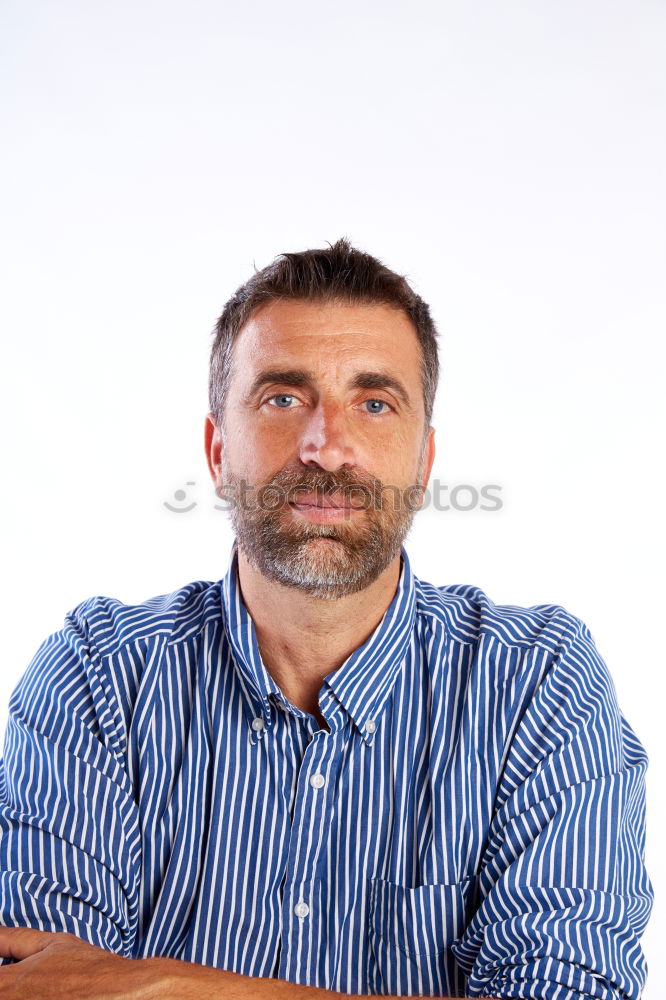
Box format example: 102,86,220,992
0,540,652,998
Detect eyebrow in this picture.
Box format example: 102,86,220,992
243,368,414,410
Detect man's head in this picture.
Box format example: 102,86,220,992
205,238,439,599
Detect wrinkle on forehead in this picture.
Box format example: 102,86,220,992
234,300,424,406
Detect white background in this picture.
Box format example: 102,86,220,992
1,0,664,995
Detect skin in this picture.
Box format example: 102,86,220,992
204,298,437,730
0,928,159,998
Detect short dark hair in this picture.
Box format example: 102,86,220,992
208,237,440,440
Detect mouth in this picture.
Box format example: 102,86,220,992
288,492,365,510
287,492,366,522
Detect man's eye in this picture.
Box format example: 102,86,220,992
266,394,298,408
363,399,393,414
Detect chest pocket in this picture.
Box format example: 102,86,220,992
367,874,477,997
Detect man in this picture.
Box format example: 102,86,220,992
0,239,652,999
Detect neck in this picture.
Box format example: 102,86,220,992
235,545,403,718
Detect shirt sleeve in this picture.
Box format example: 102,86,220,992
0,602,142,963
450,614,654,1000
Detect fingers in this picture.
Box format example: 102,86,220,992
0,927,76,961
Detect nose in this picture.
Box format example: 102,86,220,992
297,400,357,471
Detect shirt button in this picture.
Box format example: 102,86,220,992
309,773,325,789
294,902,310,918
364,719,377,733
251,717,265,731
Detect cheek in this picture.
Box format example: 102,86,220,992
226,430,286,479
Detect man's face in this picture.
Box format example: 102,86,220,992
206,298,436,599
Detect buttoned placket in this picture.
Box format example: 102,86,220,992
281,713,334,985
247,697,378,986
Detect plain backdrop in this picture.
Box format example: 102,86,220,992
1,0,664,995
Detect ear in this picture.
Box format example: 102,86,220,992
420,426,436,487
204,412,224,490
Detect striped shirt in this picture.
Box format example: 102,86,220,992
0,539,653,998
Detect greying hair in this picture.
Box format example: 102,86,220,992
208,237,440,440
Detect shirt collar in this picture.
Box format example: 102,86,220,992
220,538,417,746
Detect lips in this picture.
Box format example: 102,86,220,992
289,492,364,510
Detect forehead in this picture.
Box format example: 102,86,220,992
233,298,423,374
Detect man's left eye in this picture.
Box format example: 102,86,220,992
363,399,393,414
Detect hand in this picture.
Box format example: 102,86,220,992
0,926,159,999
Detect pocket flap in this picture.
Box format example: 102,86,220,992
368,873,477,958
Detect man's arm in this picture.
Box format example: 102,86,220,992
149,950,499,999
0,604,143,960
0,926,495,999
450,613,653,1000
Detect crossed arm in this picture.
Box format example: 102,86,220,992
0,613,652,999
0,926,488,1000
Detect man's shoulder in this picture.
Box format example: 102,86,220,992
69,578,224,659
415,577,584,655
